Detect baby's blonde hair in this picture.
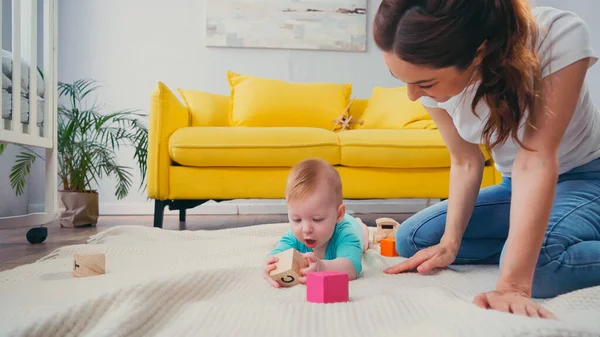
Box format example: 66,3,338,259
285,158,343,205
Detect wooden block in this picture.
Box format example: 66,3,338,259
73,253,106,278
373,232,387,245
269,248,307,287
306,271,349,303
380,238,399,257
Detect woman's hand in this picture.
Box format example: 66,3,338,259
383,241,458,274
263,256,280,288
474,288,556,319
299,252,324,283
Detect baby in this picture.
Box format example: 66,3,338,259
263,158,370,288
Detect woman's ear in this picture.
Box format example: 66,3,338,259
336,203,346,223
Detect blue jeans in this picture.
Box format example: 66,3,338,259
396,157,600,298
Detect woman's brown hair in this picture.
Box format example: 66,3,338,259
373,0,543,151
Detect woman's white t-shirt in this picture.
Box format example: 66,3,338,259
418,6,600,177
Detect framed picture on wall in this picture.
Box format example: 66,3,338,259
205,0,367,52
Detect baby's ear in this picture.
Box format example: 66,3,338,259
336,203,346,222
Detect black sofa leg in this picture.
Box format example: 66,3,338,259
154,200,166,228
179,208,186,223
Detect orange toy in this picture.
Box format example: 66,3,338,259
380,238,399,257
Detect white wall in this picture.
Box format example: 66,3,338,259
17,0,600,215
34,0,400,215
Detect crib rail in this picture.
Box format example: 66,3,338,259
0,0,57,149
0,0,58,230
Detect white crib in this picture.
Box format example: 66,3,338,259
0,0,58,235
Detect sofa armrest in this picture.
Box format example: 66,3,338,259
148,81,189,200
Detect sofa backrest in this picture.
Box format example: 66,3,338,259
177,89,230,127
178,89,373,131
174,71,437,131
349,98,368,125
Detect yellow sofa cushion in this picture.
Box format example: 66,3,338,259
169,127,340,167
226,71,352,129
338,129,451,168
360,86,432,129
348,98,368,129
177,89,230,127
403,119,438,130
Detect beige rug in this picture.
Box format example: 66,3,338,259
0,223,599,337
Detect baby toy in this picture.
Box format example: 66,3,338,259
332,97,363,132
380,238,399,257
269,248,307,288
73,253,106,278
306,271,349,303
26,226,48,244
373,217,400,244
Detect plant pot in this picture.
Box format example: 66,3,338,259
58,190,99,228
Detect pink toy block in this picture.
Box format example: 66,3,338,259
306,271,349,304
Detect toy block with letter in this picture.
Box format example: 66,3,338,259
269,248,307,288
380,238,399,257
374,217,400,244
73,253,106,278
307,271,349,303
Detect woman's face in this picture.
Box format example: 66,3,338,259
383,51,477,104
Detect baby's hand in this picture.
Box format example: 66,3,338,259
299,252,324,283
263,256,280,288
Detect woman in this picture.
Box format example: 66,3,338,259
374,0,600,319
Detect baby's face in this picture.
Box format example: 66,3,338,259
287,186,343,251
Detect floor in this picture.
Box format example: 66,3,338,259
0,213,413,272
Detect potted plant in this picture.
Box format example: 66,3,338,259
0,78,148,227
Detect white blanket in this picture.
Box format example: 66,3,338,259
1,223,599,337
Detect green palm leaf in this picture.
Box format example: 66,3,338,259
1,78,148,198
9,152,37,196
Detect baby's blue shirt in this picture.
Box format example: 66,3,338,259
269,213,365,276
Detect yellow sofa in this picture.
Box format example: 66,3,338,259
148,71,501,228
